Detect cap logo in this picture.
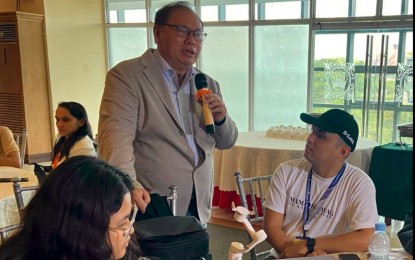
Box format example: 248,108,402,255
343,130,355,144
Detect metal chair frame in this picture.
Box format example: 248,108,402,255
166,185,178,216
234,171,273,260
0,178,38,243
13,129,28,168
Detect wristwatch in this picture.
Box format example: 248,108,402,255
306,238,315,254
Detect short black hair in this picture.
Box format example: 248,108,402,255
154,1,203,27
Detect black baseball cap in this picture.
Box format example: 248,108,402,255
300,109,359,152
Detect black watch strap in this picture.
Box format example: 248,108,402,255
306,238,315,254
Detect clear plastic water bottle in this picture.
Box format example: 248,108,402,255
368,222,390,260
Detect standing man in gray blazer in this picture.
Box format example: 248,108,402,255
98,1,238,226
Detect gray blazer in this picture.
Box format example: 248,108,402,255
98,49,238,224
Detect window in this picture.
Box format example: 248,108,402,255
105,0,413,143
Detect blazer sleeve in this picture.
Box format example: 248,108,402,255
98,60,143,189
206,77,238,150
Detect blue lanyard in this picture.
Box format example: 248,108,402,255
301,163,346,239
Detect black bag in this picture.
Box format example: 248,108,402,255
135,193,174,222
30,163,52,185
134,216,211,260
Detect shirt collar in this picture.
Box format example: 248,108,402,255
154,49,197,80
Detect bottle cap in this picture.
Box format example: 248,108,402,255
375,222,386,231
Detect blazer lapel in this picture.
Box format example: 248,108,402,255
141,50,182,129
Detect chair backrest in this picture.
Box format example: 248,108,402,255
12,180,39,218
166,185,178,216
13,129,28,168
234,171,273,260
0,179,38,243
0,223,21,244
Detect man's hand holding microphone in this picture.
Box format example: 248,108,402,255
195,73,227,134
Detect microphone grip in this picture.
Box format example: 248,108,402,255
201,96,215,134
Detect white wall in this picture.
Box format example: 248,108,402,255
43,0,107,137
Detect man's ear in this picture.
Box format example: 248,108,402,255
340,146,351,157
153,25,161,43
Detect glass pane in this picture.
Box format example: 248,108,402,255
254,25,309,130
382,0,402,16
107,0,146,23
313,33,348,107
398,31,413,107
404,32,413,64
199,26,249,131
227,4,249,21
316,0,348,18
200,1,249,21
255,1,307,20
315,34,347,61
396,111,413,144
408,0,414,15
355,0,377,17
125,10,146,23
107,28,148,68
352,32,403,67
313,30,413,144
201,5,219,22
378,33,399,66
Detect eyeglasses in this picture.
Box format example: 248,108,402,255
109,204,138,238
160,23,207,42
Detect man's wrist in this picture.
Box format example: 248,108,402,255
214,116,226,126
306,237,315,254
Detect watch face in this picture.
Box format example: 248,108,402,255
306,238,315,254
306,238,315,246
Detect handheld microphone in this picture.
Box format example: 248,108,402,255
195,73,215,134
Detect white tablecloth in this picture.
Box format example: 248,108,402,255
214,131,379,193
0,167,38,228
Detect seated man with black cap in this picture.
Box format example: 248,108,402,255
263,109,378,259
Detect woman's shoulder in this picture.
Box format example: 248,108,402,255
75,135,95,147
0,126,13,136
69,136,97,156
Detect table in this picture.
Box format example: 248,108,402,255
213,131,379,209
331,248,413,259
368,143,413,221
0,166,38,229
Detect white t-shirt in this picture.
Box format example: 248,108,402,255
264,158,378,240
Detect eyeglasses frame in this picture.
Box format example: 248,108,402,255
108,204,138,238
159,23,207,42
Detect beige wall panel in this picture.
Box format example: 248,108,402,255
43,0,107,137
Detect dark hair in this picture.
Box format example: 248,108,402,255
0,156,134,259
53,101,95,159
155,1,203,28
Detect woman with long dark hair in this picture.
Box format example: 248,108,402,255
0,156,143,259
52,101,96,169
